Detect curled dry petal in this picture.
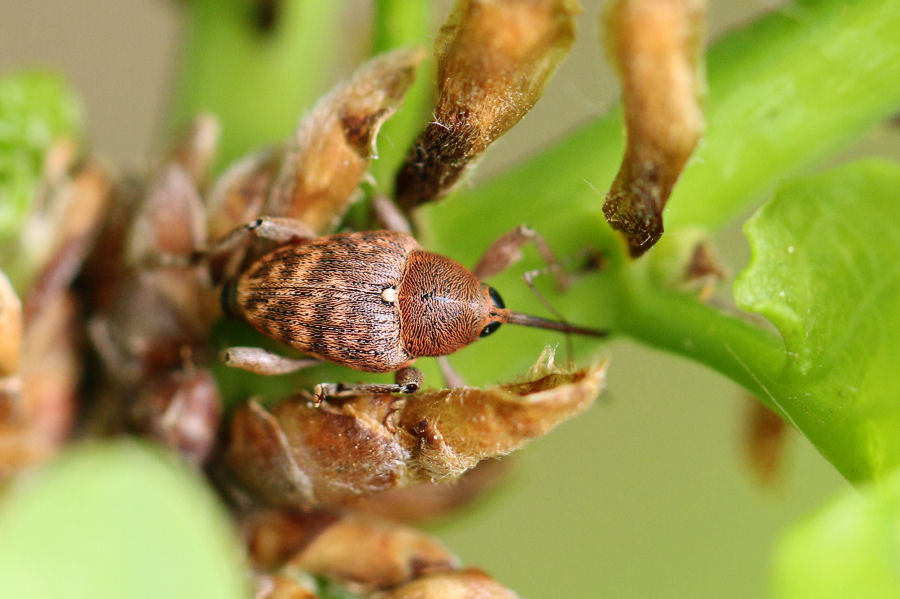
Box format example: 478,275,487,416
264,47,426,234
396,0,578,210
602,0,706,256
0,272,22,378
371,568,519,599
226,357,606,508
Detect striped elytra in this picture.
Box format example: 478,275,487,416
224,230,509,373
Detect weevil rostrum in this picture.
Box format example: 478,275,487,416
211,218,606,399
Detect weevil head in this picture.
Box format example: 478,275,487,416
398,251,509,358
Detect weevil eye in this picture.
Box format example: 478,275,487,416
480,321,502,337
487,286,505,309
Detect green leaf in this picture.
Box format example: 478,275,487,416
0,442,249,599
0,71,82,242
772,469,900,599
735,160,900,482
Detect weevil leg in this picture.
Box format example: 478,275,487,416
371,195,412,234
472,224,568,291
313,366,423,404
222,346,319,375
437,356,466,388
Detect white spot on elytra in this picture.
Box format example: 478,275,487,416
381,286,398,303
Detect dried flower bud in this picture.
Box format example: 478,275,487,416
396,0,578,210
0,271,22,378
265,47,426,233
127,165,206,263
226,355,605,508
602,0,705,256
206,147,283,242
23,159,111,320
296,514,455,589
170,112,220,187
371,568,519,599
130,367,222,465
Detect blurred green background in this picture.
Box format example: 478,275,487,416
6,1,898,597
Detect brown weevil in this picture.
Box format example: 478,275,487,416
213,219,605,398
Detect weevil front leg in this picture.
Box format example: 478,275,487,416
313,366,423,404
473,224,568,290
222,346,320,375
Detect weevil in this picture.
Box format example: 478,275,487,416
212,219,605,397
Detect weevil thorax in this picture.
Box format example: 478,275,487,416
398,250,508,357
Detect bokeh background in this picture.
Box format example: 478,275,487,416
6,1,897,597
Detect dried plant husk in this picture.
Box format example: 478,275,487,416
371,568,519,599
226,356,606,509
602,0,706,256
264,47,426,234
205,147,283,242
243,509,456,592
347,459,509,524
396,0,579,210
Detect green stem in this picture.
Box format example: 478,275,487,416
170,0,343,166
612,272,786,411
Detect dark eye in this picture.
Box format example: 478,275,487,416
480,321,502,337
488,286,505,309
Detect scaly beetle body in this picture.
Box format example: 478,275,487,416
223,230,509,373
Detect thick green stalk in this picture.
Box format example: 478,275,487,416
170,0,343,165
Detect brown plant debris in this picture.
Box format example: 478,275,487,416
226,355,606,509
264,47,426,234
395,0,578,211
682,238,726,301
602,0,705,256
244,509,457,591
743,396,789,486
371,568,519,599
0,272,22,379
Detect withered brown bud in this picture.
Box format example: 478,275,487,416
130,367,222,466
396,0,578,210
265,47,426,234
0,272,22,378
170,112,220,187
127,164,206,263
683,239,725,301
602,0,705,256
206,147,283,242
226,355,606,509
293,513,455,589
23,159,111,320
371,568,519,599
